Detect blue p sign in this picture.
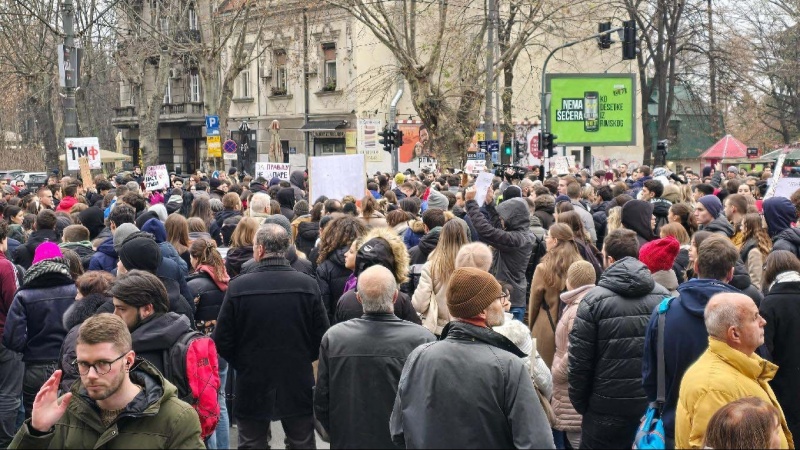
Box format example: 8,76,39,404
206,115,220,130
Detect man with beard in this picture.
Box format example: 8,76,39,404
9,313,203,448
390,267,554,448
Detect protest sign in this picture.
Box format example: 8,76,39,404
65,137,101,170
473,172,494,205
78,157,94,189
773,177,800,199
144,165,169,191
309,154,366,201
553,156,570,175
255,162,291,181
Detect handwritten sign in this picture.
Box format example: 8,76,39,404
473,172,494,205
773,177,800,199
144,165,169,191
65,137,101,170
255,162,290,181
553,156,570,175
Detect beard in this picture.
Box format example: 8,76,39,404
486,306,506,328
85,368,125,401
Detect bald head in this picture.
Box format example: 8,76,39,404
705,292,765,355
357,265,397,314
455,242,493,271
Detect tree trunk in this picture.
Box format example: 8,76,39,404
32,84,59,170
137,58,171,167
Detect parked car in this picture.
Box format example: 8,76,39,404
15,172,48,189
0,170,24,182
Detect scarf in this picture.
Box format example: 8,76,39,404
196,264,230,292
343,273,357,294
769,270,800,291
22,258,73,289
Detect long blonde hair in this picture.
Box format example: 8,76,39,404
539,223,582,287
607,206,623,233
230,217,259,249
429,220,468,290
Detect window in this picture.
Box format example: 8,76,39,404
323,43,336,89
163,78,171,104
128,84,136,106
188,7,198,30
189,73,200,102
238,70,251,98
274,50,287,94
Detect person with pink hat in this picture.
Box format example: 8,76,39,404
639,236,681,296
3,241,76,420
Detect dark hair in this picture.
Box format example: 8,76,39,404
694,184,714,196
557,210,589,242
76,271,115,297
63,184,78,198
108,204,136,228
643,179,663,198
611,182,628,198
324,199,342,214
696,234,738,280
342,202,358,216
3,205,21,222
0,221,8,242
726,194,748,216
441,190,456,209
96,180,113,192
108,270,169,314
35,209,57,231
638,165,651,176
386,210,411,228
120,192,146,214
704,397,781,449
763,250,800,292
422,208,446,230
613,194,633,208
190,197,214,231
596,185,613,202
399,198,421,216
670,203,698,237
61,249,85,280
317,216,366,264
604,228,639,261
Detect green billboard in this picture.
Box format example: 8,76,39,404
546,73,636,146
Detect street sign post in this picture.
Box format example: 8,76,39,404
223,139,238,160
206,115,221,158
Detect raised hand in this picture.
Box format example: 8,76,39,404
31,370,72,433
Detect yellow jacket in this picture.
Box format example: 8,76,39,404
676,337,794,449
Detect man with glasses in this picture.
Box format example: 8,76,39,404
9,313,204,448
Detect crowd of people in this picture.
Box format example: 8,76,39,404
0,161,794,449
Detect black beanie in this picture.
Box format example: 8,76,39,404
118,233,162,272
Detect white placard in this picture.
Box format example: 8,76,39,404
764,153,786,200
255,162,290,181
309,154,366,201
419,157,437,172
65,137,101,171
357,118,383,162
473,172,494,205
464,160,487,174
773,177,800,199
223,153,237,160
553,156,569,175
144,165,169,191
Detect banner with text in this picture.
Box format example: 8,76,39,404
255,162,291,181
144,165,170,191
65,137,101,170
357,118,383,162
546,74,636,146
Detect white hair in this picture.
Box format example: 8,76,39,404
250,193,271,215
358,265,396,314
704,294,742,339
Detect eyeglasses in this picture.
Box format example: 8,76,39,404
72,353,128,376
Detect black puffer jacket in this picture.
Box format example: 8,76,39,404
187,270,226,328
591,200,612,250
568,257,669,419
408,227,441,266
295,221,320,256
773,227,800,259
466,198,534,309
58,294,111,392
316,247,352,324
225,246,253,278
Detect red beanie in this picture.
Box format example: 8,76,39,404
639,236,680,273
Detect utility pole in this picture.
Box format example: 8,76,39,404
61,0,77,139
483,0,495,135
303,9,310,164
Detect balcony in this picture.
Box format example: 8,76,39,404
111,103,205,128
112,106,137,127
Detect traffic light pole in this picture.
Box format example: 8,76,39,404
62,0,77,139
540,27,622,172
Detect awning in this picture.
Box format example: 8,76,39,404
300,120,348,132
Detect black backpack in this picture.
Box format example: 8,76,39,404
525,233,546,301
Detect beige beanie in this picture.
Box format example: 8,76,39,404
567,261,596,289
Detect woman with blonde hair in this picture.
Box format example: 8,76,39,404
412,220,469,334
528,223,583,367
224,217,259,277
165,214,191,268
661,222,692,283
606,206,623,234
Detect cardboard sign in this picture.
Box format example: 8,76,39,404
78,157,94,189
553,156,570,175
255,162,290,181
65,137,101,170
464,160,486,174
144,165,169,191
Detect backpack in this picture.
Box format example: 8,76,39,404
162,331,221,439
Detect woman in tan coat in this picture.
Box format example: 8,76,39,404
412,220,468,335
528,223,583,367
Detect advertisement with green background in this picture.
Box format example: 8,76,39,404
546,73,636,146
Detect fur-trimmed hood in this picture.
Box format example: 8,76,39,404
408,219,426,234
360,225,410,284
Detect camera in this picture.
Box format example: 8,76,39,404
493,164,529,180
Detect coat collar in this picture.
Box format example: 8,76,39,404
360,313,402,322
440,321,526,358
250,256,291,270
707,337,778,382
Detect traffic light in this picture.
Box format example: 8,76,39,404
598,22,612,49
515,141,526,160
394,129,404,149
501,142,513,164
378,128,393,153
542,132,557,157
622,19,638,60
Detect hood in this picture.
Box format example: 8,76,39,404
676,278,740,318
598,257,656,297
651,198,672,217
729,259,753,290
774,227,800,247
495,197,530,231
277,188,296,209
148,204,168,223
592,200,612,215
290,170,305,189
329,246,348,267
96,236,117,258
131,312,193,353
417,227,442,255
22,258,74,289
360,226,410,283
297,221,320,239
135,211,160,230
56,196,77,212
78,207,105,241
622,200,656,241
533,194,555,214
662,190,681,204
63,294,110,330
764,197,796,237
226,245,254,264
141,218,167,243
652,269,679,291
560,284,595,305
703,214,734,237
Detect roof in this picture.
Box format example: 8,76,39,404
700,135,749,160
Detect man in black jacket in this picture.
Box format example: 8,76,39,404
315,265,435,448
568,229,669,448
389,267,554,448
13,209,58,269
214,223,329,449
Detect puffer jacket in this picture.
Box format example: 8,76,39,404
591,200,612,250
551,284,593,433
3,258,77,363
701,213,734,237
9,359,205,449
568,257,669,419
295,220,320,256
88,237,117,272
58,294,110,392
411,261,450,334
533,195,556,229
773,227,800,260
316,247,352,324
141,219,189,276
408,227,440,266
466,198,534,309
225,246,253,277
187,270,226,332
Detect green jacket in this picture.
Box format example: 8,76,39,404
9,359,204,449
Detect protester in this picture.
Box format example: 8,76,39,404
165,213,191,269
224,217,258,277
639,236,681,296
675,293,791,449
315,265,435,448
568,228,669,448
621,199,657,247
316,216,366,324
739,212,772,288
703,397,785,450
765,196,800,258
454,241,493,270
12,209,58,269
389,267,555,448
696,195,734,237
214,224,329,448
407,208,446,265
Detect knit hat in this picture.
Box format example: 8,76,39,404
293,200,310,218
503,185,522,201
210,178,221,189
32,242,63,265
567,261,596,289
269,177,281,187
727,165,739,173
698,195,723,219
426,189,448,210
639,236,681,273
394,173,405,185
118,233,162,272
113,223,140,252
262,214,291,236
555,195,571,204
228,167,237,175
446,267,503,319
